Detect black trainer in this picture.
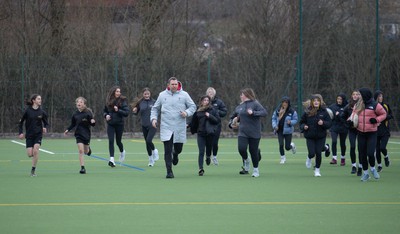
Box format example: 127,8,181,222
166,171,174,179
108,161,116,168
172,152,179,166
377,166,382,172
205,157,211,166
357,167,362,176
325,144,330,157
87,147,92,156
199,169,204,176
79,168,86,174
30,170,37,177
384,157,390,167
351,166,357,174
239,167,249,175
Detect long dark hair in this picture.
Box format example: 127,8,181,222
106,86,126,108
240,88,256,100
197,95,212,112
26,94,40,106
130,87,151,109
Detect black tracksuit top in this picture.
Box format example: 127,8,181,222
18,106,49,138
67,110,95,141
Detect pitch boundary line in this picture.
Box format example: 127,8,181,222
11,140,55,154
1,201,400,207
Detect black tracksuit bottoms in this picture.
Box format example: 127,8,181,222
358,131,377,171
306,137,326,169
238,136,260,168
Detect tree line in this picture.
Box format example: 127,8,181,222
0,0,399,134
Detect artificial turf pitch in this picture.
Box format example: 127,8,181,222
1,137,399,234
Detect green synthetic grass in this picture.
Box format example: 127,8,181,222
1,137,400,234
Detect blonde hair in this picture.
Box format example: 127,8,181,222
76,97,93,115
354,97,365,114
206,87,216,98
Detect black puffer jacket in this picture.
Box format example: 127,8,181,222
329,93,348,133
190,107,220,136
300,108,332,139
103,97,130,125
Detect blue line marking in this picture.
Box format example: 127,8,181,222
89,154,145,172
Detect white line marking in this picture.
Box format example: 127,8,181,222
11,140,55,155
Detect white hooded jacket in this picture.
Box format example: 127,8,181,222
150,81,196,143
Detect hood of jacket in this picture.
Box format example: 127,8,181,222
281,96,291,107
374,90,383,102
166,81,182,92
359,87,373,105
336,93,348,107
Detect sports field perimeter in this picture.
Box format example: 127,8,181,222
1,137,399,234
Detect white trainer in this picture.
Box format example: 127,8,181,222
153,149,159,161
252,168,259,177
314,168,321,177
148,155,154,167
119,150,126,163
280,156,286,164
244,158,251,172
291,142,296,154
212,156,219,165
306,157,312,168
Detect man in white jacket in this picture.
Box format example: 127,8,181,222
151,77,196,178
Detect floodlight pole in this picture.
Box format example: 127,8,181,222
297,0,303,116
21,54,25,111
375,0,380,90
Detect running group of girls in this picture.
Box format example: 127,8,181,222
271,88,392,181
18,85,392,181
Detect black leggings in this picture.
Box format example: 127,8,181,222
107,124,124,157
348,129,360,165
330,131,348,156
163,135,183,171
197,134,214,169
142,125,156,156
376,134,389,164
306,138,326,169
211,125,221,156
358,131,377,171
277,132,293,156
238,136,260,168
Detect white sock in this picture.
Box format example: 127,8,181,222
110,157,115,163
332,155,337,160
352,163,356,167
341,155,345,159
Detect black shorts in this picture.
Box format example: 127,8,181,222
76,137,90,145
26,135,42,148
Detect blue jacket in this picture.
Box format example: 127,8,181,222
272,108,298,135
271,96,298,135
